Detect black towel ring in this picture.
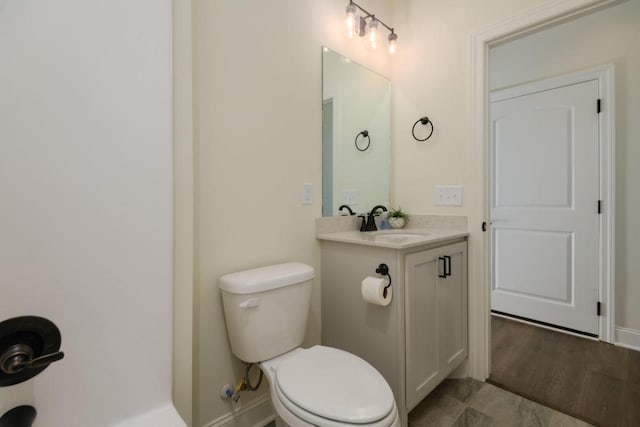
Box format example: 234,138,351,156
412,117,434,142
355,130,371,151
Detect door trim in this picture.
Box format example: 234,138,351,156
468,0,618,381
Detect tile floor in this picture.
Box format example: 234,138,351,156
264,378,590,427
408,378,592,427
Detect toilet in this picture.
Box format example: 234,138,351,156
219,262,400,427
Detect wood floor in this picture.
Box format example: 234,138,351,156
489,316,640,427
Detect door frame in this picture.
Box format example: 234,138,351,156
468,0,618,380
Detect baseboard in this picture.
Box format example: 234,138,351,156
448,359,469,379
615,326,640,352
204,395,274,427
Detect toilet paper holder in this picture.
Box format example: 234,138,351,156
375,264,392,298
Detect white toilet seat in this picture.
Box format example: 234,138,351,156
275,380,399,427
260,346,400,427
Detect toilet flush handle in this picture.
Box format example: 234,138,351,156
1,344,64,375
239,298,260,309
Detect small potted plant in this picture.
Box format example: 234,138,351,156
388,207,409,229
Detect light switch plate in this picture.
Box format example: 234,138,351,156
435,185,463,206
302,182,313,205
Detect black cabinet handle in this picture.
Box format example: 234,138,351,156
444,255,451,277
439,256,452,278
438,257,447,278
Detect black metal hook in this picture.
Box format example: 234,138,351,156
375,263,392,298
412,116,434,142
355,130,371,151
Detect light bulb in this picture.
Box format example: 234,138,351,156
388,32,398,54
368,18,379,49
346,4,357,38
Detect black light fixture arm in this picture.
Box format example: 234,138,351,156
349,0,373,20
348,0,395,35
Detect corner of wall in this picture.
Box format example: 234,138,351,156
173,0,195,425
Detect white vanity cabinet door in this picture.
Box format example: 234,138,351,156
405,247,439,410
439,242,468,375
405,241,468,410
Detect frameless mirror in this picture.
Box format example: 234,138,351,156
322,47,391,216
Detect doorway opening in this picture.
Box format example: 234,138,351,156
467,0,621,383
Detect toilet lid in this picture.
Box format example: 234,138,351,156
275,346,395,424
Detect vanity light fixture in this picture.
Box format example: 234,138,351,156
368,18,379,49
345,0,397,54
388,32,398,54
345,3,357,38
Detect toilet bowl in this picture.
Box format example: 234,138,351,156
261,346,400,427
219,263,400,427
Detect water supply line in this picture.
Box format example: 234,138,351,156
244,362,263,391
222,362,265,403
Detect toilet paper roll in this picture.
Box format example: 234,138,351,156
361,276,392,306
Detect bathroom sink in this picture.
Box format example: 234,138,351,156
373,232,429,243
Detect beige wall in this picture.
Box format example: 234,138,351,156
191,1,392,425
390,0,550,214
488,0,640,331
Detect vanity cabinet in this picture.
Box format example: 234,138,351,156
320,236,467,425
404,241,467,409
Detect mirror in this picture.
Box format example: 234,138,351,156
322,47,391,217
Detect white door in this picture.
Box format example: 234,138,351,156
490,79,600,335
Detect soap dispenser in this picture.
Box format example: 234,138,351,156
379,212,390,230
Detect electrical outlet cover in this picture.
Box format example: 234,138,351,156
435,185,463,206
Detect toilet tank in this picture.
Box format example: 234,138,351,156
219,262,315,363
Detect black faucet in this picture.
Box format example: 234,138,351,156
338,204,356,216
358,214,367,231
360,205,387,232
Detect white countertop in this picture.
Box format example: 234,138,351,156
316,228,469,250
